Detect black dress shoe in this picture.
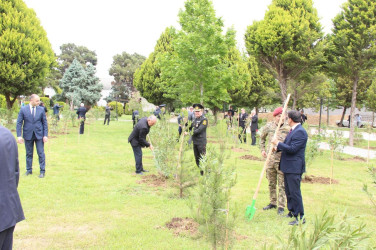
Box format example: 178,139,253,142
285,212,293,218
141,170,149,172
263,204,277,210
39,173,45,178
288,218,305,226
278,207,284,215
25,171,32,176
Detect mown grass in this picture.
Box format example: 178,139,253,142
12,117,376,249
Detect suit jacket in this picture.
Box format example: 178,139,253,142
76,107,87,119
277,124,308,174
250,115,258,131
0,126,25,232
128,117,151,147
53,104,62,115
16,105,48,140
189,115,208,145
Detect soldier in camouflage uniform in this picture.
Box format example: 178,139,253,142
259,107,290,215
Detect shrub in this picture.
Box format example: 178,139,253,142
40,97,50,107
108,101,123,117
0,95,6,109
124,103,132,115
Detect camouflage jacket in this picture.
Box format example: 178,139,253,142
260,121,290,163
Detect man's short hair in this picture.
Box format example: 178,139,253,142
80,103,84,107
288,110,301,123
30,94,39,100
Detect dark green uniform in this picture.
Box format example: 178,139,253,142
189,115,208,173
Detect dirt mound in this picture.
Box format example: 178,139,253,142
137,174,168,187
302,175,338,184
240,155,263,161
348,156,366,162
165,217,199,236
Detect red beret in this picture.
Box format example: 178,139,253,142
273,107,283,117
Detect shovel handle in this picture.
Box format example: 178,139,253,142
252,94,291,200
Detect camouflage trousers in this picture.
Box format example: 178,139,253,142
266,162,286,208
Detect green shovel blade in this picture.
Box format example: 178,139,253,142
245,199,256,220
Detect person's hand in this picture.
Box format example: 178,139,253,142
261,150,267,158
149,145,154,151
43,136,48,143
17,137,24,144
271,137,279,145
184,132,188,135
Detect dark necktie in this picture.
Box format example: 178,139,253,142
32,106,35,120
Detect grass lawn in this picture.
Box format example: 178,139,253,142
12,117,376,249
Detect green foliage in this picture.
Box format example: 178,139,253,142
149,114,177,177
245,0,324,101
124,103,132,115
40,97,50,107
134,27,177,106
60,59,102,108
0,95,6,109
191,144,237,249
305,133,324,169
363,165,376,212
366,78,376,113
108,101,123,117
109,52,146,102
328,130,346,159
265,211,370,249
0,0,56,108
159,0,238,108
58,43,97,73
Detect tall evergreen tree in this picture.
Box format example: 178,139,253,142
245,0,324,102
159,0,238,110
327,0,376,146
109,52,146,102
60,59,102,110
0,0,55,108
58,43,97,73
134,27,177,107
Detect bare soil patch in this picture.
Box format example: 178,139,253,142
165,217,199,237
232,148,248,153
137,174,168,187
239,155,263,161
347,156,366,162
302,175,338,184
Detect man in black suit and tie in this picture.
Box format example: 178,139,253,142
76,103,87,134
16,94,48,178
272,110,308,225
128,115,157,175
0,125,25,250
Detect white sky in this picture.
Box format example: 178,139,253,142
23,0,347,79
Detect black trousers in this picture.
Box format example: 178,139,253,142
0,226,15,250
79,120,85,134
251,130,256,145
104,115,110,125
284,173,304,219
132,146,143,173
193,144,206,167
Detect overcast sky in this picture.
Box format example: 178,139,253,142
23,0,347,79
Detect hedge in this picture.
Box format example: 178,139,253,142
108,101,123,117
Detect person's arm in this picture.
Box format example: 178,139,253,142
259,126,267,153
277,130,307,154
14,138,20,187
193,118,207,135
138,128,151,147
42,110,48,142
16,108,24,143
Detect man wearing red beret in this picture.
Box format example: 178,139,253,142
259,107,290,215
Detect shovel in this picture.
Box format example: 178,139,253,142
246,94,291,220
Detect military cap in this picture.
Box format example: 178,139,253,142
193,103,204,111
273,107,283,116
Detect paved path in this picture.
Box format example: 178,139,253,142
310,128,376,141
319,142,376,159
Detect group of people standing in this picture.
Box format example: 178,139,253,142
236,108,258,145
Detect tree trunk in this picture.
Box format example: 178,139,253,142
349,77,359,146
255,107,259,116
339,106,347,127
327,100,330,126
5,93,17,109
213,106,219,125
277,75,287,102
70,100,74,111
200,83,204,105
292,88,297,110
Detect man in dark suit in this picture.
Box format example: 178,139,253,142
238,108,248,143
16,94,48,178
128,115,157,175
0,125,25,250
76,103,87,134
104,103,111,125
250,110,258,145
272,110,308,225
53,103,63,121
